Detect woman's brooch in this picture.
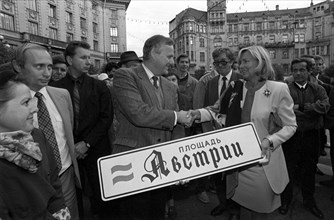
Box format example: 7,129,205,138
264,88,271,97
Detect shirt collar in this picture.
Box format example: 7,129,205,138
30,86,47,98
295,82,308,89
220,70,233,81
142,63,158,80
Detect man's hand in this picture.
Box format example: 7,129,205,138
75,141,88,159
303,103,313,111
176,110,191,125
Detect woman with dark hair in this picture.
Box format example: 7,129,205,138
0,70,69,219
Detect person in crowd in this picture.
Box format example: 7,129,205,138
12,43,81,220
50,41,114,220
190,45,297,219
118,50,142,68
202,47,242,217
112,34,191,219
232,61,240,74
104,62,118,79
0,70,70,219
51,54,67,83
280,58,329,219
322,86,334,189
97,73,113,89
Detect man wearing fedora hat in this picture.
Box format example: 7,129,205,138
118,51,142,68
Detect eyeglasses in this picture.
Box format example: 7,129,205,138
213,60,230,67
315,63,323,66
292,68,308,74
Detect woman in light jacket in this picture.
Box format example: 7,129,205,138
190,45,297,219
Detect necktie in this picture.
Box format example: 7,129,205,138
35,92,62,171
73,80,80,136
152,76,159,89
220,76,227,96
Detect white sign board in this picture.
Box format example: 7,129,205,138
98,122,263,201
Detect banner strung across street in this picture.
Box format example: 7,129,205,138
98,122,263,201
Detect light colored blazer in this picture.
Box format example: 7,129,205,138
46,86,81,187
113,64,178,151
200,80,297,194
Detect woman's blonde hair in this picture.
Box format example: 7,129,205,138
238,46,275,81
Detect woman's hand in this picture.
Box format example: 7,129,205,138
259,138,271,164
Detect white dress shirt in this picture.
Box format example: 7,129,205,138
32,87,71,175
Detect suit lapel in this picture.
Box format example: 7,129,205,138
137,65,162,108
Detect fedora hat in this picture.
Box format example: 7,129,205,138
118,51,142,66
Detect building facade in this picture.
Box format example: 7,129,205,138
169,0,334,75
0,0,131,68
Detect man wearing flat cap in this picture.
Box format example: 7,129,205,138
118,51,142,68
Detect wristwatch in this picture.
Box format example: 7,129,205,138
85,142,91,148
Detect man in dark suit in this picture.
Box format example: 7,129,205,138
13,43,80,219
112,35,190,219
50,41,113,220
201,47,242,217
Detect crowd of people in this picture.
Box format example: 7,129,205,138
0,34,333,220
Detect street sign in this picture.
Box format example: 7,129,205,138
98,122,263,201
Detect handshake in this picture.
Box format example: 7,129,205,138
176,110,201,128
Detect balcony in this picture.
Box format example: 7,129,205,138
24,33,67,49
264,42,295,48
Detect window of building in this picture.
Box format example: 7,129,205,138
315,32,321,39
300,48,305,56
320,46,325,55
294,34,299,43
269,50,276,59
200,52,205,62
234,37,238,44
110,27,118,36
199,25,203,33
66,32,73,42
282,50,289,59
95,59,101,69
256,22,262,31
203,25,206,33
27,0,37,11
299,19,305,28
191,51,194,61
229,38,233,46
93,22,98,33
233,24,238,32
244,23,249,31
80,17,86,29
49,27,57,39
269,35,275,43
93,40,98,51
300,34,305,43
28,21,38,34
295,48,299,58
66,12,73,24
282,34,288,43
256,35,262,43
111,43,118,52
49,4,56,18
213,37,222,47
244,36,250,44
315,17,321,26
199,38,205,47
269,21,275,30
282,20,288,29
0,12,14,31
228,24,232,32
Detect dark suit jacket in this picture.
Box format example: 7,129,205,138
50,73,113,160
113,64,178,152
202,71,242,132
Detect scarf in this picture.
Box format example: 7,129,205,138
0,131,42,173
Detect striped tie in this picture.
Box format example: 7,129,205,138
35,92,62,171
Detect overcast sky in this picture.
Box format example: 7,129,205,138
126,0,324,56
